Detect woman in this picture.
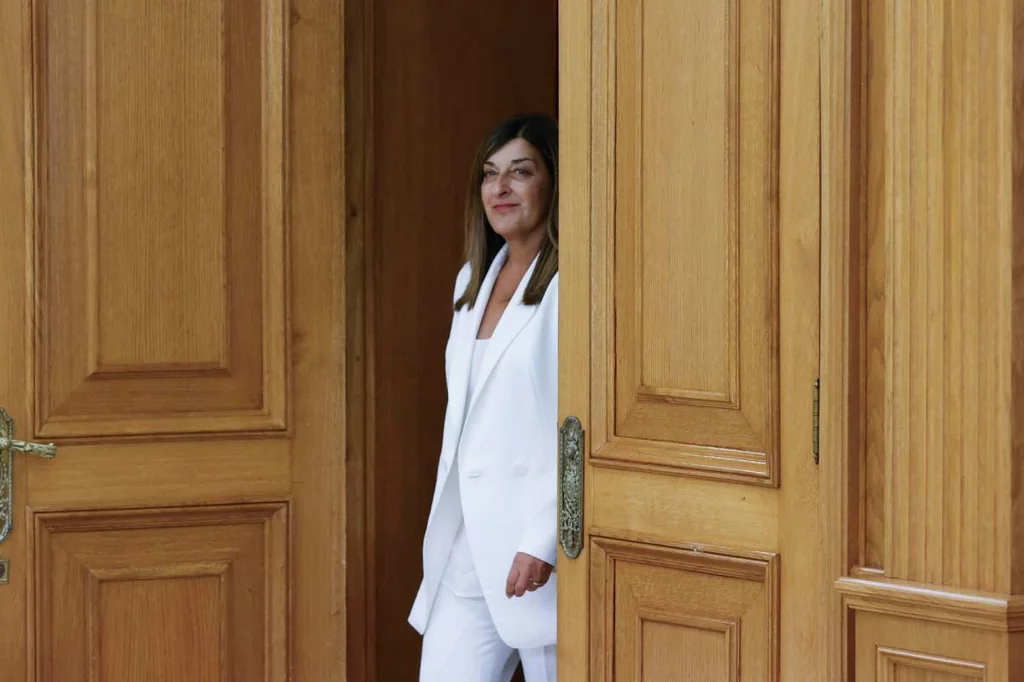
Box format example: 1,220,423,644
408,113,559,682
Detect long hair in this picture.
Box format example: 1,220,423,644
454,113,558,310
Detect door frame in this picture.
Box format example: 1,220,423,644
343,0,376,678
820,0,859,679
344,0,847,676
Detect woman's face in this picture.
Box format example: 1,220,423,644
481,138,552,242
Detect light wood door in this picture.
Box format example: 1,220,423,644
0,0,345,680
557,0,826,679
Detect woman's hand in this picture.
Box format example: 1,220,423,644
505,552,553,598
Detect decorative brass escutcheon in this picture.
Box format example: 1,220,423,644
558,415,584,560
0,408,57,546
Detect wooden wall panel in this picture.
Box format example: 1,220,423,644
591,538,777,682
32,0,287,438
824,0,1024,676
32,503,287,682
606,0,780,484
876,649,985,681
853,0,1015,593
849,609,1007,682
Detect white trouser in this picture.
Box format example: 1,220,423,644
420,583,556,682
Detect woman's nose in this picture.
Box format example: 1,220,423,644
492,173,511,195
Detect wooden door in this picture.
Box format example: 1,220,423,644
557,0,826,679
0,0,345,680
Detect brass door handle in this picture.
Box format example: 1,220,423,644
0,408,57,543
0,437,56,459
558,415,584,560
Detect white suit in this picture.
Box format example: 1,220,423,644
409,245,559,658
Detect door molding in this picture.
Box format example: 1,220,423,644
819,0,856,678
343,0,375,680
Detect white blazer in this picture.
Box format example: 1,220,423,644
408,245,558,649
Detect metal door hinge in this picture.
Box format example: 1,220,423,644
812,379,820,464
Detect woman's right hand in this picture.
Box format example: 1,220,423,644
505,552,553,598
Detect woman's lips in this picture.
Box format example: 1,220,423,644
492,203,518,212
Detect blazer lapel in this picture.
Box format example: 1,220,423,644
441,246,508,466
463,251,541,421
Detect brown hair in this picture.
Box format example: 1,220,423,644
454,113,558,310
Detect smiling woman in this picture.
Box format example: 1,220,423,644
408,114,560,682
457,115,559,313
345,2,559,677
482,141,551,252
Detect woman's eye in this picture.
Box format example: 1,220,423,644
483,169,497,178
513,168,529,176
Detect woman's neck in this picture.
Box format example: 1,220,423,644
504,227,546,270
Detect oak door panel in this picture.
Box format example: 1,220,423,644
33,0,286,438
608,0,780,483
592,539,777,682
34,504,287,682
